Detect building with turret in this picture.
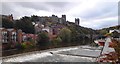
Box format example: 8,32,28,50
75,18,80,25
35,14,66,25
62,15,66,22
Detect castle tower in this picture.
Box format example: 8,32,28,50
62,15,66,22
61,15,67,25
52,14,58,22
75,18,80,25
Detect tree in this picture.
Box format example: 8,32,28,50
66,22,94,45
2,18,14,28
51,37,62,47
37,31,50,49
14,16,35,33
31,15,39,22
59,28,71,45
100,30,108,35
68,25,80,44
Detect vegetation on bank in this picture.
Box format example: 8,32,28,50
97,25,120,35
2,24,93,56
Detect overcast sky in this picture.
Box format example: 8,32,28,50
1,0,119,29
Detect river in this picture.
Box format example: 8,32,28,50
2,45,102,62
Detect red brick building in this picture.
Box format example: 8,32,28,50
0,28,23,50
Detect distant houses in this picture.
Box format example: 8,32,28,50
34,23,65,40
109,29,120,38
0,28,37,50
32,14,80,36
109,29,120,34
31,14,68,39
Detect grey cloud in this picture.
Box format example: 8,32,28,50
16,2,49,11
14,2,73,12
97,21,118,29
4,2,74,13
79,2,118,29
44,2,74,13
44,2,70,8
74,2,117,19
88,19,118,29
2,2,14,14
1,2,75,19
2,2,37,19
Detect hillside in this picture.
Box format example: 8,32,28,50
66,22,97,35
97,25,120,35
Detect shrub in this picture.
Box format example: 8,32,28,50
21,43,27,49
37,31,50,49
51,37,62,47
26,41,34,48
15,43,22,50
59,28,71,45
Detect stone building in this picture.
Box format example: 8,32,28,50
75,18,80,25
36,14,66,25
0,28,23,49
51,15,59,22
62,15,66,22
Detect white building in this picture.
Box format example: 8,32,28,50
109,29,120,33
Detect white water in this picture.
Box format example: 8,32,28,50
3,52,53,62
50,47,78,53
2,47,79,62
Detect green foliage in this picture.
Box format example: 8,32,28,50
68,25,80,43
21,43,26,49
51,37,62,47
98,25,120,35
20,41,34,49
2,16,35,34
100,30,108,35
15,43,23,50
66,22,95,45
14,16,35,34
31,15,39,22
59,28,71,44
2,18,14,28
37,32,50,48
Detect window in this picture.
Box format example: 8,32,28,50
2,31,8,43
2,39,4,43
12,32,16,42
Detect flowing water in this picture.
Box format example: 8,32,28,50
2,46,101,62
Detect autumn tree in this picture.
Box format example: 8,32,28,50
37,31,50,49
59,28,71,45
